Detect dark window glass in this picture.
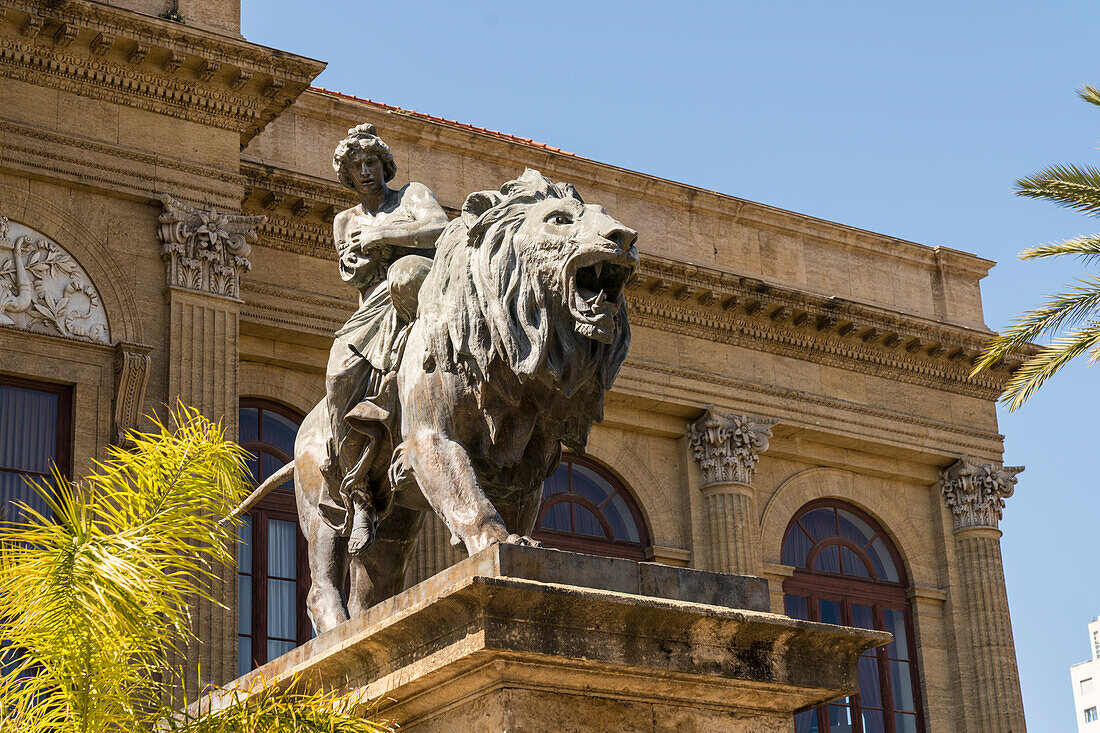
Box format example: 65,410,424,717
237,399,308,677
0,377,71,525
533,454,649,561
782,500,924,733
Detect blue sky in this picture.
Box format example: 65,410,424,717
243,1,1100,727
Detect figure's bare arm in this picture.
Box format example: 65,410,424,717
349,183,447,251
334,209,385,288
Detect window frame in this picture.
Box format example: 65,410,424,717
237,399,310,673
782,499,925,733
0,373,73,481
532,454,650,561
0,374,73,525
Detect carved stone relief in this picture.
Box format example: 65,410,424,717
158,196,265,299
113,342,151,444
939,456,1024,531
0,216,110,344
688,407,779,487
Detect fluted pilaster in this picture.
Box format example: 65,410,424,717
159,198,263,690
940,457,1026,733
688,408,777,576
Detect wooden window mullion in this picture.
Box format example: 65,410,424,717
253,508,268,667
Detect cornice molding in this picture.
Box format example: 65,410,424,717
240,164,1029,401
0,1,325,143
0,118,242,204
626,255,1033,401
619,359,1004,455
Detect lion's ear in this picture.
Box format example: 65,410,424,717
461,190,501,228
554,182,584,204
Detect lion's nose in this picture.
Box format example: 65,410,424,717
601,224,638,253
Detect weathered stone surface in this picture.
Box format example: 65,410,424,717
206,545,886,731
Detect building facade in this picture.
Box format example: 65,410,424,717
0,1,1032,730
1072,618,1100,731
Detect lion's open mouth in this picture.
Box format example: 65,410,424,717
566,254,635,343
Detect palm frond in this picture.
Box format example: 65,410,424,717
1079,85,1100,109
166,677,396,733
972,276,1100,374
1015,164,1100,216
1020,234,1100,262
0,402,251,731
997,320,1100,410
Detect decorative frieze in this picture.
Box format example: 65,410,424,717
939,457,1024,531
158,196,264,299
0,216,110,343
688,408,778,487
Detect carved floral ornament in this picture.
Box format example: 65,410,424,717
0,216,109,344
939,456,1024,532
687,407,779,487
158,196,265,299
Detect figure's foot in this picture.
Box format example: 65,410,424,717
347,505,377,557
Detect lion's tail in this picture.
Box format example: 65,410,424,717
220,461,296,526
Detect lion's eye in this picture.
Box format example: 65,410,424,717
547,213,573,226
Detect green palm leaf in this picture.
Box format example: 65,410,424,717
0,402,393,732
1015,164,1100,217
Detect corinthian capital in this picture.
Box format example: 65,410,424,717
688,408,778,487
158,196,265,299
939,456,1024,532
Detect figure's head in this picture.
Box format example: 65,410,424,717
333,123,398,192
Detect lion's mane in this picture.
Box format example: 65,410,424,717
417,170,630,448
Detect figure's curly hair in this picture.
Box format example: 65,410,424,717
333,123,398,187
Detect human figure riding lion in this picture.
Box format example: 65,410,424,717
235,124,638,634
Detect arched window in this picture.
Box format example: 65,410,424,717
237,399,309,677
782,500,923,733
533,454,649,560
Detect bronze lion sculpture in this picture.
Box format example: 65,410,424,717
238,169,637,633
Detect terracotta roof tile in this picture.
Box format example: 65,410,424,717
311,86,582,159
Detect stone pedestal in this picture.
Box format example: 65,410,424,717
212,544,888,731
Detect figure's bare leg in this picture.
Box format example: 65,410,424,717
403,430,513,554
348,505,425,617
304,517,351,634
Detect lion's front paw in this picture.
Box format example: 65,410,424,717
504,533,543,548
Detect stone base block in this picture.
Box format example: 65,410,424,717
215,545,888,732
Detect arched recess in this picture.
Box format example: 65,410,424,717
759,466,936,590
0,181,144,344
582,429,679,548
238,361,324,419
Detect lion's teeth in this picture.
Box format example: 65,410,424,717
594,290,605,307
593,263,603,280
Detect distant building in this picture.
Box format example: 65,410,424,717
1072,618,1100,731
